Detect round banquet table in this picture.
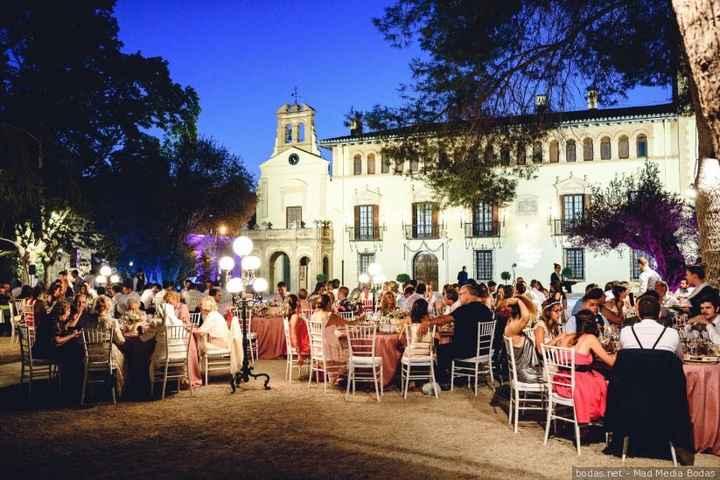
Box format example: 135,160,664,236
251,316,287,360
375,333,403,387
684,362,720,455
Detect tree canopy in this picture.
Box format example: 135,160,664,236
567,162,696,288
0,1,255,281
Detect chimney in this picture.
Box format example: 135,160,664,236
586,89,598,109
535,94,548,112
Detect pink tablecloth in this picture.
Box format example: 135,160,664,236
251,316,287,360
684,362,720,455
375,333,403,387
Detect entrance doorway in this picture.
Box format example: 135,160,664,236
269,251,291,292
413,252,439,289
299,256,310,291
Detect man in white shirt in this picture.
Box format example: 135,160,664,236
620,295,681,356
182,281,203,313
116,281,140,316
401,285,423,312
140,284,160,310
442,288,461,314
686,297,720,345
638,257,661,294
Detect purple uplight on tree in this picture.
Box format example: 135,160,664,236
566,162,697,289
185,233,235,282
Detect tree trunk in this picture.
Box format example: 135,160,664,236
672,0,720,286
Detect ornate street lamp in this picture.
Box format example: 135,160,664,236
226,236,271,392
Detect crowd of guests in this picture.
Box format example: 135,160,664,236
5,270,241,405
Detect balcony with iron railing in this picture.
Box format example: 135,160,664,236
346,225,383,242
551,218,582,236
403,223,445,240
463,220,501,238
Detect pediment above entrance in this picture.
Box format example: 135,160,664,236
553,173,590,196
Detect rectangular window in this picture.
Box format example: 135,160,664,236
564,248,585,281
409,158,419,173
562,194,584,221
475,250,493,281
357,205,374,240
381,157,390,174
358,253,375,274
473,202,494,236
630,249,655,280
415,202,434,237
286,206,302,229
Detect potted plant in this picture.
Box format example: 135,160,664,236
396,273,411,284
500,271,511,284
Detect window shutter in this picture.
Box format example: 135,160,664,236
560,196,566,220
583,194,591,215
492,204,499,233
372,205,379,239
431,204,439,236
411,203,417,237
354,206,361,240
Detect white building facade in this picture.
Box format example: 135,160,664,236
247,102,698,294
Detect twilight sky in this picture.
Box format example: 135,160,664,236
115,0,671,180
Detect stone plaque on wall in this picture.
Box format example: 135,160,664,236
516,194,539,216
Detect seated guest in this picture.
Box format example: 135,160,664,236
655,281,679,309
379,291,398,315
335,286,352,312
534,299,564,352
420,283,494,388
198,296,230,351
311,293,347,382
565,288,606,333
620,295,680,355
271,281,288,305
502,295,543,384
684,265,719,317
686,296,720,345
140,284,160,311
182,281,203,313
33,300,84,403
442,288,460,314
554,309,616,424
95,295,126,395
399,285,423,312
287,294,310,363
117,280,140,316
164,290,201,388
674,278,693,300
401,298,433,346
165,291,190,325
298,288,311,312
69,293,96,330
120,297,147,335
308,282,325,308
601,284,631,326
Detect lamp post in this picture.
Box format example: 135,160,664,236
218,255,235,288
227,236,271,392
362,263,385,309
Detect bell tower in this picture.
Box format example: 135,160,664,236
273,101,319,157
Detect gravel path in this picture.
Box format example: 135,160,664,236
0,338,718,479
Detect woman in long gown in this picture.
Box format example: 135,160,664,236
95,295,126,396
554,309,616,424
503,295,544,384
287,294,310,363
165,291,202,388
311,293,347,383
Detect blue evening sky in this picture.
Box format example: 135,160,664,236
115,0,670,180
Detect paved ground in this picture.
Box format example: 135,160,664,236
0,337,718,479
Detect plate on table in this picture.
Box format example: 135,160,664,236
683,355,720,364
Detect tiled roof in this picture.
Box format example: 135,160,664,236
319,103,678,145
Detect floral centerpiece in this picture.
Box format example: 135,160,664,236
378,308,408,333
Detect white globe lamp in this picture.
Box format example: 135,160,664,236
253,277,269,293
219,255,235,271
374,273,386,285
109,274,120,284
241,255,261,272
226,277,244,294
95,275,107,285
359,273,370,284
232,236,253,257
367,263,382,277
99,265,112,277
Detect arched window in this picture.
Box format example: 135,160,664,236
381,155,390,174
566,140,576,162
532,142,543,163
618,135,630,159
549,140,559,163
409,157,419,173
297,122,305,142
516,144,526,165
367,153,376,174
284,124,293,144
484,145,495,163
500,146,511,166
600,136,611,160
636,134,648,158
583,138,593,161
353,154,362,175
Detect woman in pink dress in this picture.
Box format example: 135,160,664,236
311,293,347,382
166,291,202,389
287,294,310,362
554,309,616,424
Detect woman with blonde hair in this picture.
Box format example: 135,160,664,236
95,295,126,395
164,290,202,388
198,296,230,350
380,291,398,315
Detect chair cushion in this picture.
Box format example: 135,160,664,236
349,356,382,365
455,355,490,364
511,380,546,392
